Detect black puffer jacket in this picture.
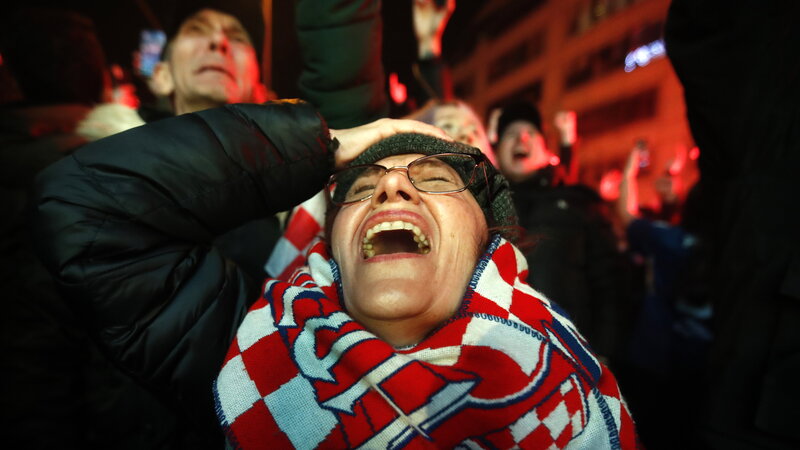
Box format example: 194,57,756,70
32,101,334,442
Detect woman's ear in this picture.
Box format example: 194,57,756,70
149,61,175,97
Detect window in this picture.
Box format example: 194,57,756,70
488,80,543,114
572,0,645,35
577,88,658,137
564,20,664,89
488,32,545,83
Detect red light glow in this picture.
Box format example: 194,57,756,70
389,72,407,105
599,169,622,201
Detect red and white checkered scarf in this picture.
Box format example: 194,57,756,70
215,236,638,449
265,192,326,279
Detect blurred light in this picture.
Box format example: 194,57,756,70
137,30,166,78
669,145,687,176
624,39,666,72
599,169,622,201
113,84,140,109
689,146,700,160
110,64,125,81
549,155,561,166
389,72,407,105
0,52,4,66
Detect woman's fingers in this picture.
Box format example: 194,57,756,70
330,119,452,168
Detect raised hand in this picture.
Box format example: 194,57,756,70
413,0,456,58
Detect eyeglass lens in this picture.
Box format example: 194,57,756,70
330,154,477,204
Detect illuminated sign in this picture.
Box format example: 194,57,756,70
624,39,665,72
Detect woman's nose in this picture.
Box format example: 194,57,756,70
370,169,421,207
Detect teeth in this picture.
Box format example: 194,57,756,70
362,220,431,259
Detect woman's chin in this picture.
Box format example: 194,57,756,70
345,279,430,322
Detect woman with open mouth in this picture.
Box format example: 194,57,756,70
33,100,637,449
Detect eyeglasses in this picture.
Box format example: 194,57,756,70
327,153,487,205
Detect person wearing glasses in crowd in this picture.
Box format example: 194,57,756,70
33,101,637,448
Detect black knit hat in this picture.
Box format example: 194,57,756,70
496,102,543,142
162,0,264,60
335,133,519,241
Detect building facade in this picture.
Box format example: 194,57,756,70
450,0,697,206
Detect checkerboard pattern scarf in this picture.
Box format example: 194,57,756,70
214,235,638,449
265,191,326,279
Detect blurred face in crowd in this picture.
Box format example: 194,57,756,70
330,153,488,347
433,104,493,159
153,9,264,115
496,120,550,182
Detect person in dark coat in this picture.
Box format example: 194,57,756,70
493,102,631,364
665,1,800,448
0,7,180,448
31,101,448,447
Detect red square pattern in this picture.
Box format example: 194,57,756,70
239,332,298,397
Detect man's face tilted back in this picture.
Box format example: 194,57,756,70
154,8,264,115
496,120,550,183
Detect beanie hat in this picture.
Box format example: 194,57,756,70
496,102,542,142
330,133,519,241
162,0,264,60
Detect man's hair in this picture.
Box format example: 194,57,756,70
0,7,107,105
496,102,543,141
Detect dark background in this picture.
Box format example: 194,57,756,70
7,0,488,100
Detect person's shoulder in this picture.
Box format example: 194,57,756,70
558,183,602,202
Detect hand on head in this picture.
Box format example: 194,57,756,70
330,119,452,169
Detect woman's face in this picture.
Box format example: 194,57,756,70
433,105,491,156
330,153,488,346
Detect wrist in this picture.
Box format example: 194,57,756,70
417,37,441,59
559,130,576,146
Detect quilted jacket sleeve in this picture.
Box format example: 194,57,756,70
295,0,388,129
31,101,333,429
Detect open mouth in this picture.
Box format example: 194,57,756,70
197,65,234,80
512,148,529,161
362,220,430,259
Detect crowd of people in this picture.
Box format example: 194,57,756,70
1,0,798,449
